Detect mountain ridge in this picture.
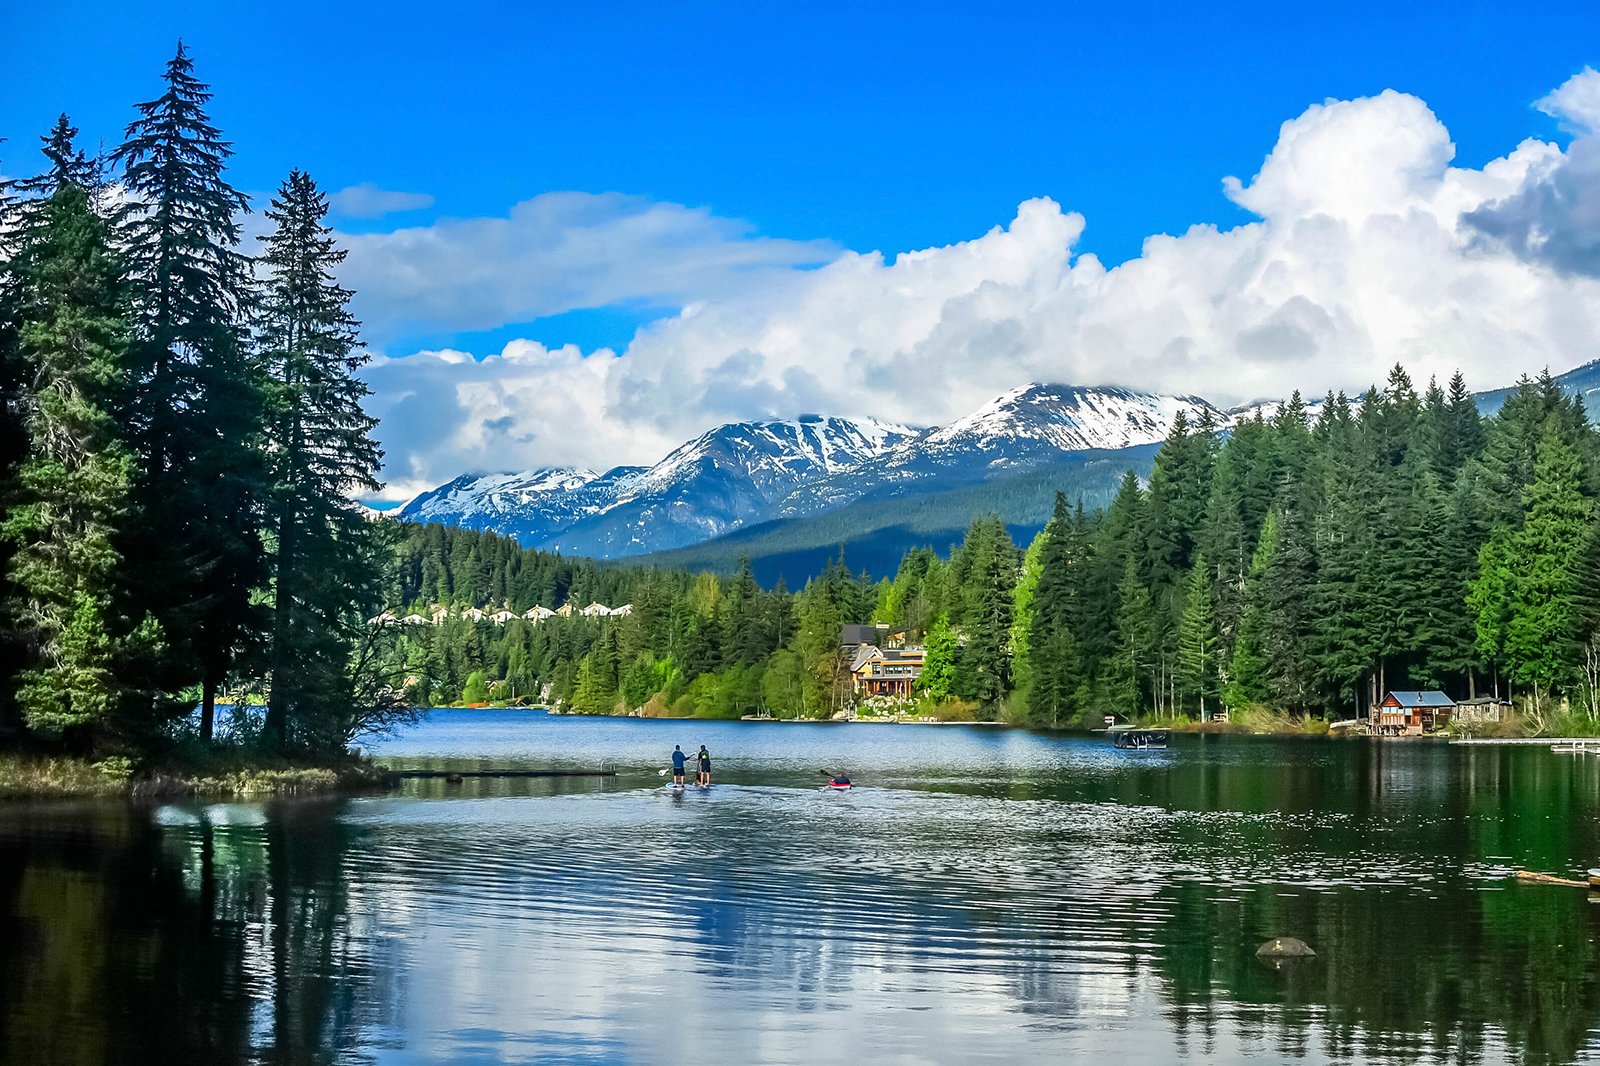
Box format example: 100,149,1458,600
395,383,1224,558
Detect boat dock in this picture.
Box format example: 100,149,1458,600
387,769,618,779
1451,738,1600,752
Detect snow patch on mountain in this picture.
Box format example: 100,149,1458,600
396,385,1231,558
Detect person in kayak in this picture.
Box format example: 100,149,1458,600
829,772,850,787
670,745,687,786
696,745,712,786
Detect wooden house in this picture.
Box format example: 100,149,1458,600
850,645,926,697
523,605,554,622
490,609,518,625
1371,690,1455,736
581,602,612,618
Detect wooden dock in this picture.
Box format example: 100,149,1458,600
387,769,617,779
1451,738,1600,751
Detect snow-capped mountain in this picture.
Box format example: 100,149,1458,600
397,415,919,557
392,361,1600,565
922,384,1225,457
774,384,1227,514
397,385,1228,558
397,467,637,544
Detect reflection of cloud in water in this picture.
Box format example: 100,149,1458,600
9,727,1600,1063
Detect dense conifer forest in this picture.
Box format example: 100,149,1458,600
6,48,1600,752
380,366,1600,732
0,47,400,757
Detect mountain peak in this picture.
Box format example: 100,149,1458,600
396,382,1224,559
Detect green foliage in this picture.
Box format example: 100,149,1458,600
1175,558,1219,718
0,51,397,758
2,182,155,735
917,614,958,702
461,671,490,705
256,170,389,750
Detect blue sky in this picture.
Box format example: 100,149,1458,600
6,2,1595,351
6,3,1600,495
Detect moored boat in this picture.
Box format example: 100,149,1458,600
1111,727,1169,751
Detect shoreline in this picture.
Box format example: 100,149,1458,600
0,753,391,802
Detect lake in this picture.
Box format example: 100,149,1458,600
4,709,1600,1064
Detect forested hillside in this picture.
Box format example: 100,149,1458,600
635,444,1159,584
380,365,1600,729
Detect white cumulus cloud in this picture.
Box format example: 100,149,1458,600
329,182,435,219
360,78,1600,502
340,191,839,348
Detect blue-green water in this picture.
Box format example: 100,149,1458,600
5,710,1600,1064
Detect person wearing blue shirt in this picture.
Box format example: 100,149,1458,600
670,745,687,785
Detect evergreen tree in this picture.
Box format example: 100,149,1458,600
1224,512,1276,712
1026,494,1081,725
917,614,958,702
1175,558,1219,719
0,142,25,730
255,170,383,749
1008,528,1048,699
1106,557,1157,713
1260,497,1316,712
113,43,267,732
1,183,157,735
1502,428,1593,698
11,115,99,209
951,516,1016,709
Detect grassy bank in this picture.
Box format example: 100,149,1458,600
0,750,390,801
1137,706,1334,736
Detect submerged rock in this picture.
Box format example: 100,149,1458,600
1256,936,1316,958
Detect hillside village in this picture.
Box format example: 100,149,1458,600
369,602,634,627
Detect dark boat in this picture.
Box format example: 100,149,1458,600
1111,728,1169,750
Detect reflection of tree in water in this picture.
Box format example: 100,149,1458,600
0,809,255,1064
7,738,1600,1064
0,802,403,1066
1148,875,1600,1063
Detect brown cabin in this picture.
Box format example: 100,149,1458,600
1371,690,1455,736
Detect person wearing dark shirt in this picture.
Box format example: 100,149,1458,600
696,745,712,786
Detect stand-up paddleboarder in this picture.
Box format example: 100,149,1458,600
670,745,687,786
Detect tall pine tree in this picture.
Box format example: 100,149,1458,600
2,182,158,736
255,170,384,749
113,44,267,733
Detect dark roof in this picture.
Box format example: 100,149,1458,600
1385,690,1454,707
840,624,884,646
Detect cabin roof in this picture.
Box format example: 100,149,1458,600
1385,690,1454,707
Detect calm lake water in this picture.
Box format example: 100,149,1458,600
5,710,1600,1064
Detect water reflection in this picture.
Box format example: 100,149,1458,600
3,721,1600,1063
